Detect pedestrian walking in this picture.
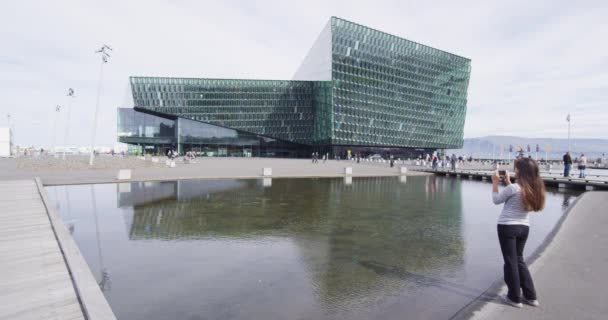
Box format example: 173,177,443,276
563,151,572,177
578,153,587,178
450,154,457,171
312,152,315,163
389,154,394,167
491,158,544,308
432,155,438,171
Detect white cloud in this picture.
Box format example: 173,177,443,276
0,0,606,147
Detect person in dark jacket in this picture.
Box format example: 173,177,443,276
563,152,572,177
450,154,457,171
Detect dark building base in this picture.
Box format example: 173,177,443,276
118,108,440,159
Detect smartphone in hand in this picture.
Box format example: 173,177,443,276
498,170,506,176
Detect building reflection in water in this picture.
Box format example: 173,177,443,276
116,177,465,315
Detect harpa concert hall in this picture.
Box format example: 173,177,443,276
118,17,471,158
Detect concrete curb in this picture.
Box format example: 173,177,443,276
40,171,432,186
35,178,117,320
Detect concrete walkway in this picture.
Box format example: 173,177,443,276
467,191,608,320
0,157,426,185
0,179,116,320
0,180,84,320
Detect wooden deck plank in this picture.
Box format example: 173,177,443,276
0,180,85,320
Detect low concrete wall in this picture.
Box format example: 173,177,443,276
35,178,117,320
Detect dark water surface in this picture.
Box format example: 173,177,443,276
47,176,581,320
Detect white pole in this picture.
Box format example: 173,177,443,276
6,114,11,137
89,58,105,166
6,115,13,155
52,106,60,155
63,90,74,160
568,115,570,152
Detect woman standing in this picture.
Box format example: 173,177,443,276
491,158,545,308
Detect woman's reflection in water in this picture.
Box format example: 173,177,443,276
562,193,572,209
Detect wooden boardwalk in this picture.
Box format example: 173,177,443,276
0,180,84,320
415,168,608,190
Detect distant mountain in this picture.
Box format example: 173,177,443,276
446,136,608,160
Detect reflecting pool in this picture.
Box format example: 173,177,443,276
47,176,581,320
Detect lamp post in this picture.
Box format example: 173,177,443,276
52,105,61,156
6,114,10,140
567,114,571,152
6,114,11,155
63,88,75,160
89,45,112,166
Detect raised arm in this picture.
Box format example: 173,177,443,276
492,171,514,204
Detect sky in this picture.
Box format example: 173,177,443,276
1,0,607,148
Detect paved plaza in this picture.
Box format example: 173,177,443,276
0,156,427,185
465,191,608,320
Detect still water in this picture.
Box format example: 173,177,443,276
47,176,581,320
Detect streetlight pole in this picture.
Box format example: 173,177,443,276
6,114,11,155
89,45,112,166
6,114,10,138
63,88,75,160
52,105,61,156
567,114,571,152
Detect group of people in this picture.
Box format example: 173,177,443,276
311,152,367,164
431,154,458,171
311,152,331,163
184,151,197,162
166,149,178,159
562,151,587,178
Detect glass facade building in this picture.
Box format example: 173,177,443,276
118,108,310,157
119,17,471,158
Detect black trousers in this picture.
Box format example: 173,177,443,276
497,224,537,303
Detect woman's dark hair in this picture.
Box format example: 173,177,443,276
515,158,545,212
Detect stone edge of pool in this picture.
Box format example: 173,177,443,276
41,171,432,186
35,177,118,320
450,191,608,320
